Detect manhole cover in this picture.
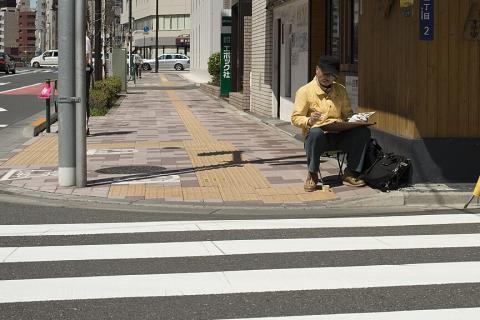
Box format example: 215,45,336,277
95,166,166,175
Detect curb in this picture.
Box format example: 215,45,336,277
0,182,477,212
23,113,58,137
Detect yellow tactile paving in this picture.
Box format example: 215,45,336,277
108,185,129,198
162,90,337,204
145,186,165,199
126,184,146,198
1,135,58,166
163,186,183,201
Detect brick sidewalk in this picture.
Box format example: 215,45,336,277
0,72,378,205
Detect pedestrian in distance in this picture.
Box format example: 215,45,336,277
291,56,371,192
133,50,143,79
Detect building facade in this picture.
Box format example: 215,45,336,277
18,8,36,58
44,0,57,50
0,7,18,55
229,0,480,183
35,0,46,54
120,0,191,58
190,0,230,71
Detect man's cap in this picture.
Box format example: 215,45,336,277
317,56,340,75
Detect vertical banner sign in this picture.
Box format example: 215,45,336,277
420,0,434,41
220,12,232,97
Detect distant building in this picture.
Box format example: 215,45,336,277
35,0,46,54
190,0,231,72
18,7,36,58
44,0,57,50
0,7,18,55
120,0,191,58
0,0,16,7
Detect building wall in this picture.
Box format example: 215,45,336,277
359,0,480,139
250,0,273,117
44,0,57,50
0,8,18,53
190,0,224,71
35,0,46,54
243,15,251,109
18,10,36,57
272,0,309,121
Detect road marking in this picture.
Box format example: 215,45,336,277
0,82,43,95
0,125,7,128
221,308,480,319
1,233,480,263
1,213,479,236
0,107,6,112
0,262,479,303
0,82,11,86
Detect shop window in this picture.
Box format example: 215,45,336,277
326,0,360,68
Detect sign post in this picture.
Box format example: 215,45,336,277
220,10,232,97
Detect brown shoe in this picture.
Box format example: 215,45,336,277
343,168,366,187
304,172,318,192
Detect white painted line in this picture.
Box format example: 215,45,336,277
0,82,42,94
220,308,480,320
0,82,11,86
0,107,7,112
0,214,479,236
0,125,7,128
112,175,181,185
0,262,479,303
1,233,480,263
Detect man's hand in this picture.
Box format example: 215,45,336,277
308,112,324,126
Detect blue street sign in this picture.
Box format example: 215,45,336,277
419,0,434,41
143,25,150,33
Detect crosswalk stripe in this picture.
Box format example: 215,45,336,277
221,307,480,319
1,213,479,236
0,262,479,303
1,233,480,263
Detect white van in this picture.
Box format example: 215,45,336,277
30,50,58,68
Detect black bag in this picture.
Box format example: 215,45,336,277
363,138,384,172
364,153,411,191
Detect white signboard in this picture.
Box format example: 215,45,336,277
345,76,359,113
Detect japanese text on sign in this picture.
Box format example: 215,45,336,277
223,46,231,79
420,0,434,41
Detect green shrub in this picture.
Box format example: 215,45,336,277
208,52,220,86
89,76,122,116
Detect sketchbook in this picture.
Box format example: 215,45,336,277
320,121,375,133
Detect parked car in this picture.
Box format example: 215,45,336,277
30,50,58,68
142,53,190,71
0,52,16,74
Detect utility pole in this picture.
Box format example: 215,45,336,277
94,0,102,80
75,0,87,187
129,0,133,79
155,0,158,73
58,0,76,186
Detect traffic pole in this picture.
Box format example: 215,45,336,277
58,0,76,186
75,0,87,187
155,0,159,72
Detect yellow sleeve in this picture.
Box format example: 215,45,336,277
340,89,353,121
291,87,310,129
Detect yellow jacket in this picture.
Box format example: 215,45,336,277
291,78,353,138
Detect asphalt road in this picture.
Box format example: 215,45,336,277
0,67,58,129
0,196,479,319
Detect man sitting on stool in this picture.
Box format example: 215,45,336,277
291,56,370,192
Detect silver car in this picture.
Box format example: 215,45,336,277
142,53,190,71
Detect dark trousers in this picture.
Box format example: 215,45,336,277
305,126,371,174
